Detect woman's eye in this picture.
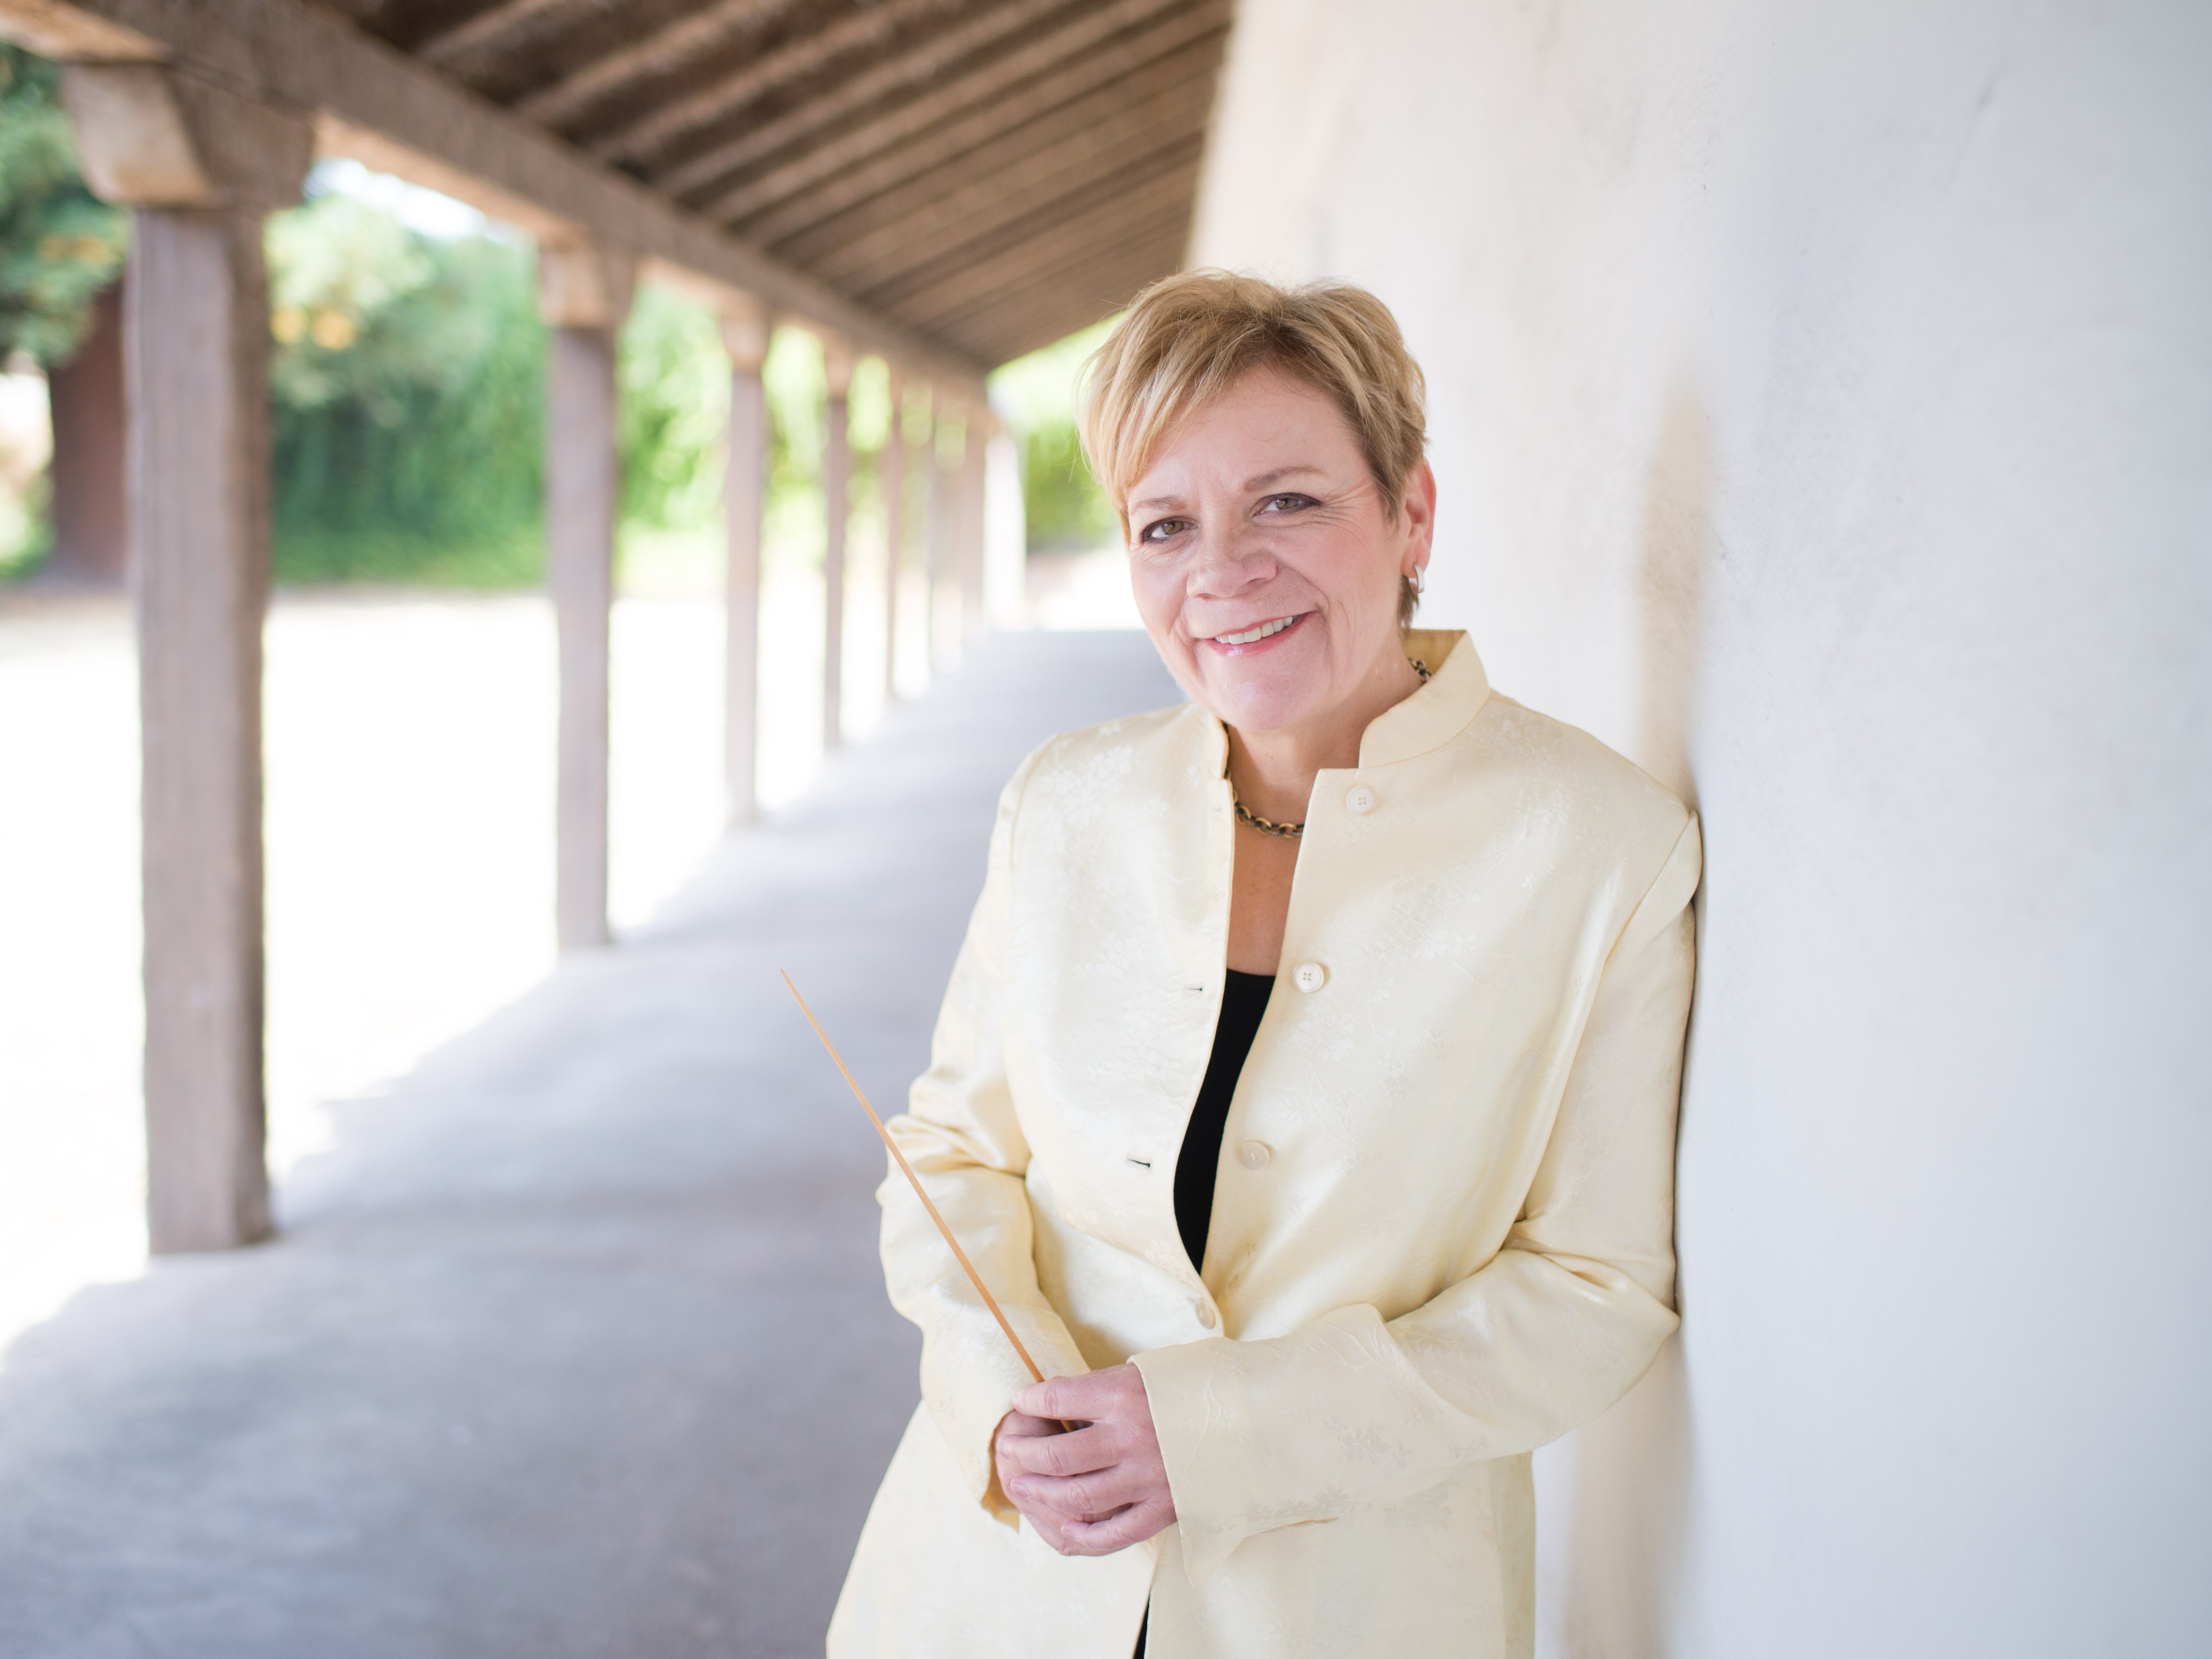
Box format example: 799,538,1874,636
1258,493,1316,515
1139,517,1191,544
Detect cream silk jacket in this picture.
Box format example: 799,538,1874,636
828,632,1699,1659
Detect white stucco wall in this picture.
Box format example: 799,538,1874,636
1190,2,2210,1653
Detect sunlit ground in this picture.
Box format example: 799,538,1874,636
0,543,1137,1358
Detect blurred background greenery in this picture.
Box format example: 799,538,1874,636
0,48,125,367
0,45,125,572
0,38,1118,592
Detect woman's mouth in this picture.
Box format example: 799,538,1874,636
1206,613,1307,651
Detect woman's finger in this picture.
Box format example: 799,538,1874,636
1005,1463,1150,1522
1012,1362,1143,1426
1053,1495,1178,1557
994,1409,1062,1445
999,1419,1119,1479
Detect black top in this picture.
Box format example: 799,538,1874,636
1173,969,1276,1273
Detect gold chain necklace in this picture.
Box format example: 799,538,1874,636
1231,659,1430,840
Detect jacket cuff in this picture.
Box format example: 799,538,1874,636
1133,1306,1487,1582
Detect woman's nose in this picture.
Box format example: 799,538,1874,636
1187,531,1274,598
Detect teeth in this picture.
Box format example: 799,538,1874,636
1215,615,1297,646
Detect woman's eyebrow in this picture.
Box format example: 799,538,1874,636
1242,464,1326,490
1130,465,1326,513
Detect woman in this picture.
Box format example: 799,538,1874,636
828,272,1699,1659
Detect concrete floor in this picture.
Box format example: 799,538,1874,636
0,629,1178,1659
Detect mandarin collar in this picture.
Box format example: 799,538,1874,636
1194,629,1492,777
1358,629,1490,768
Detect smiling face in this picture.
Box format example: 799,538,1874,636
1123,368,1435,740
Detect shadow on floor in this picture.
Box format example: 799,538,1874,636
0,630,1179,1659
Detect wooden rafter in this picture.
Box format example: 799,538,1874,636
724,12,1227,243
0,0,990,387
893,182,1196,327
802,84,1211,285
674,0,1207,206
415,0,584,66
7,0,1230,368
936,240,1174,360
585,0,967,164
856,145,1199,316
514,0,802,129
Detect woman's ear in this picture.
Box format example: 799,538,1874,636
1400,459,1438,577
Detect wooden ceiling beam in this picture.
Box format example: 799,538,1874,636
854,146,1198,337
694,0,1219,220
889,180,1195,327
800,85,1210,284
414,0,579,68
871,182,1191,334
938,227,1184,335
915,240,1184,362
728,19,1226,246
581,0,958,164
936,240,1174,362
842,131,1204,315
0,0,990,393
653,0,1078,198
512,0,797,130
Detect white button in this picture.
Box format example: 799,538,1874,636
1345,785,1376,815
1237,1139,1272,1170
1195,1300,1218,1329
1292,961,1328,993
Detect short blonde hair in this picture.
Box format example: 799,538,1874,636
1077,269,1429,534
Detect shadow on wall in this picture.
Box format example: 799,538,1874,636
1545,374,1713,1658
1631,375,1714,813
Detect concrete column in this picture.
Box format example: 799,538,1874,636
880,368,906,703
929,398,960,672
46,277,128,585
720,298,769,825
56,64,310,1252
960,408,990,649
538,239,635,950
984,415,1027,629
821,335,854,749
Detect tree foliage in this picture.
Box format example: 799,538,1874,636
266,188,546,580
0,46,126,368
988,317,1118,552
617,282,728,533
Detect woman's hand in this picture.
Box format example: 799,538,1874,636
991,1364,1176,1555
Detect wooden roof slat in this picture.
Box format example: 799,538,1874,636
850,160,1197,355
749,45,1217,263
889,180,1194,326
837,134,1205,320
725,14,1226,244
936,240,1172,360
657,0,1102,199
0,0,990,387
686,0,1212,215
800,80,1210,284
854,144,1198,316
415,0,582,66
934,228,1185,339
584,0,960,164
13,0,1232,371
512,0,797,129
910,232,1186,361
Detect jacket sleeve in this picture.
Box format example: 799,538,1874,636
877,740,1093,1527
1133,813,1702,1580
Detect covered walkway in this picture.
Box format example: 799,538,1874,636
0,630,1177,1659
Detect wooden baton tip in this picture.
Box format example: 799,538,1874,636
781,971,1048,1387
